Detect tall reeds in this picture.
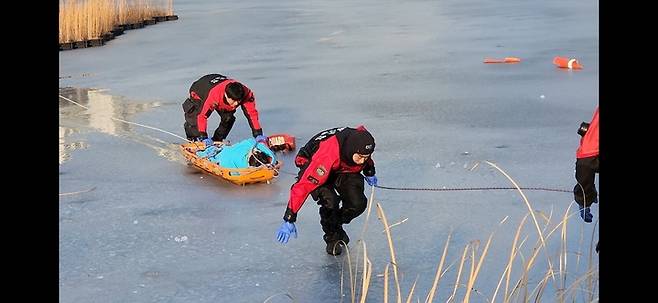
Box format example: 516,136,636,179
167,0,174,15
59,0,175,43
338,162,598,303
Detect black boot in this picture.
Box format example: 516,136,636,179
324,233,342,256
579,205,593,223
337,226,350,245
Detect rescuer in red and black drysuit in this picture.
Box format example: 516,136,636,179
573,106,599,223
275,126,379,255
182,74,265,143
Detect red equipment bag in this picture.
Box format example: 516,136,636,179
266,133,296,152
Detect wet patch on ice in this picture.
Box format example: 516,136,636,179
59,126,89,165
142,270,168,279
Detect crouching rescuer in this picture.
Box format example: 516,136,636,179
182,73,267,147
275,126,378,255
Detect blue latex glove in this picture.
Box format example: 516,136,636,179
202,138,214,146
255,135,268,143
578,205,593,223
365,175,378,186
276,221,297,244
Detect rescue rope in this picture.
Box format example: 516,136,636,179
61,93,286,179
59,94,191,142
277,169,569,193
59,186,97,196
279,169,298,176
249,143,281,177
374,185,570,193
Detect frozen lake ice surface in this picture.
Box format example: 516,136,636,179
60,0,598,302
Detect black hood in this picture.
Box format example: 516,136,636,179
336,126,375,165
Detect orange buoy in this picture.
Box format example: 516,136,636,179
553,56,583,69
483,57,521,64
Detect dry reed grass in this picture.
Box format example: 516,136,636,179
333,161,598,303
59,0,175,43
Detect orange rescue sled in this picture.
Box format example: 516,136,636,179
180,141,282,185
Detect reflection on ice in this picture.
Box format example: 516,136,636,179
59,87,168,164
59,87,162,135
87,89,117,135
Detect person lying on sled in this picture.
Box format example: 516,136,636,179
196,138,276,169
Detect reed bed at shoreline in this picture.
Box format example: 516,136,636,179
344,206,598,302
59,0,174,43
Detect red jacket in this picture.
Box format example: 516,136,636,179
576,106,599,158
287,129,375,214
191,79,261,135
